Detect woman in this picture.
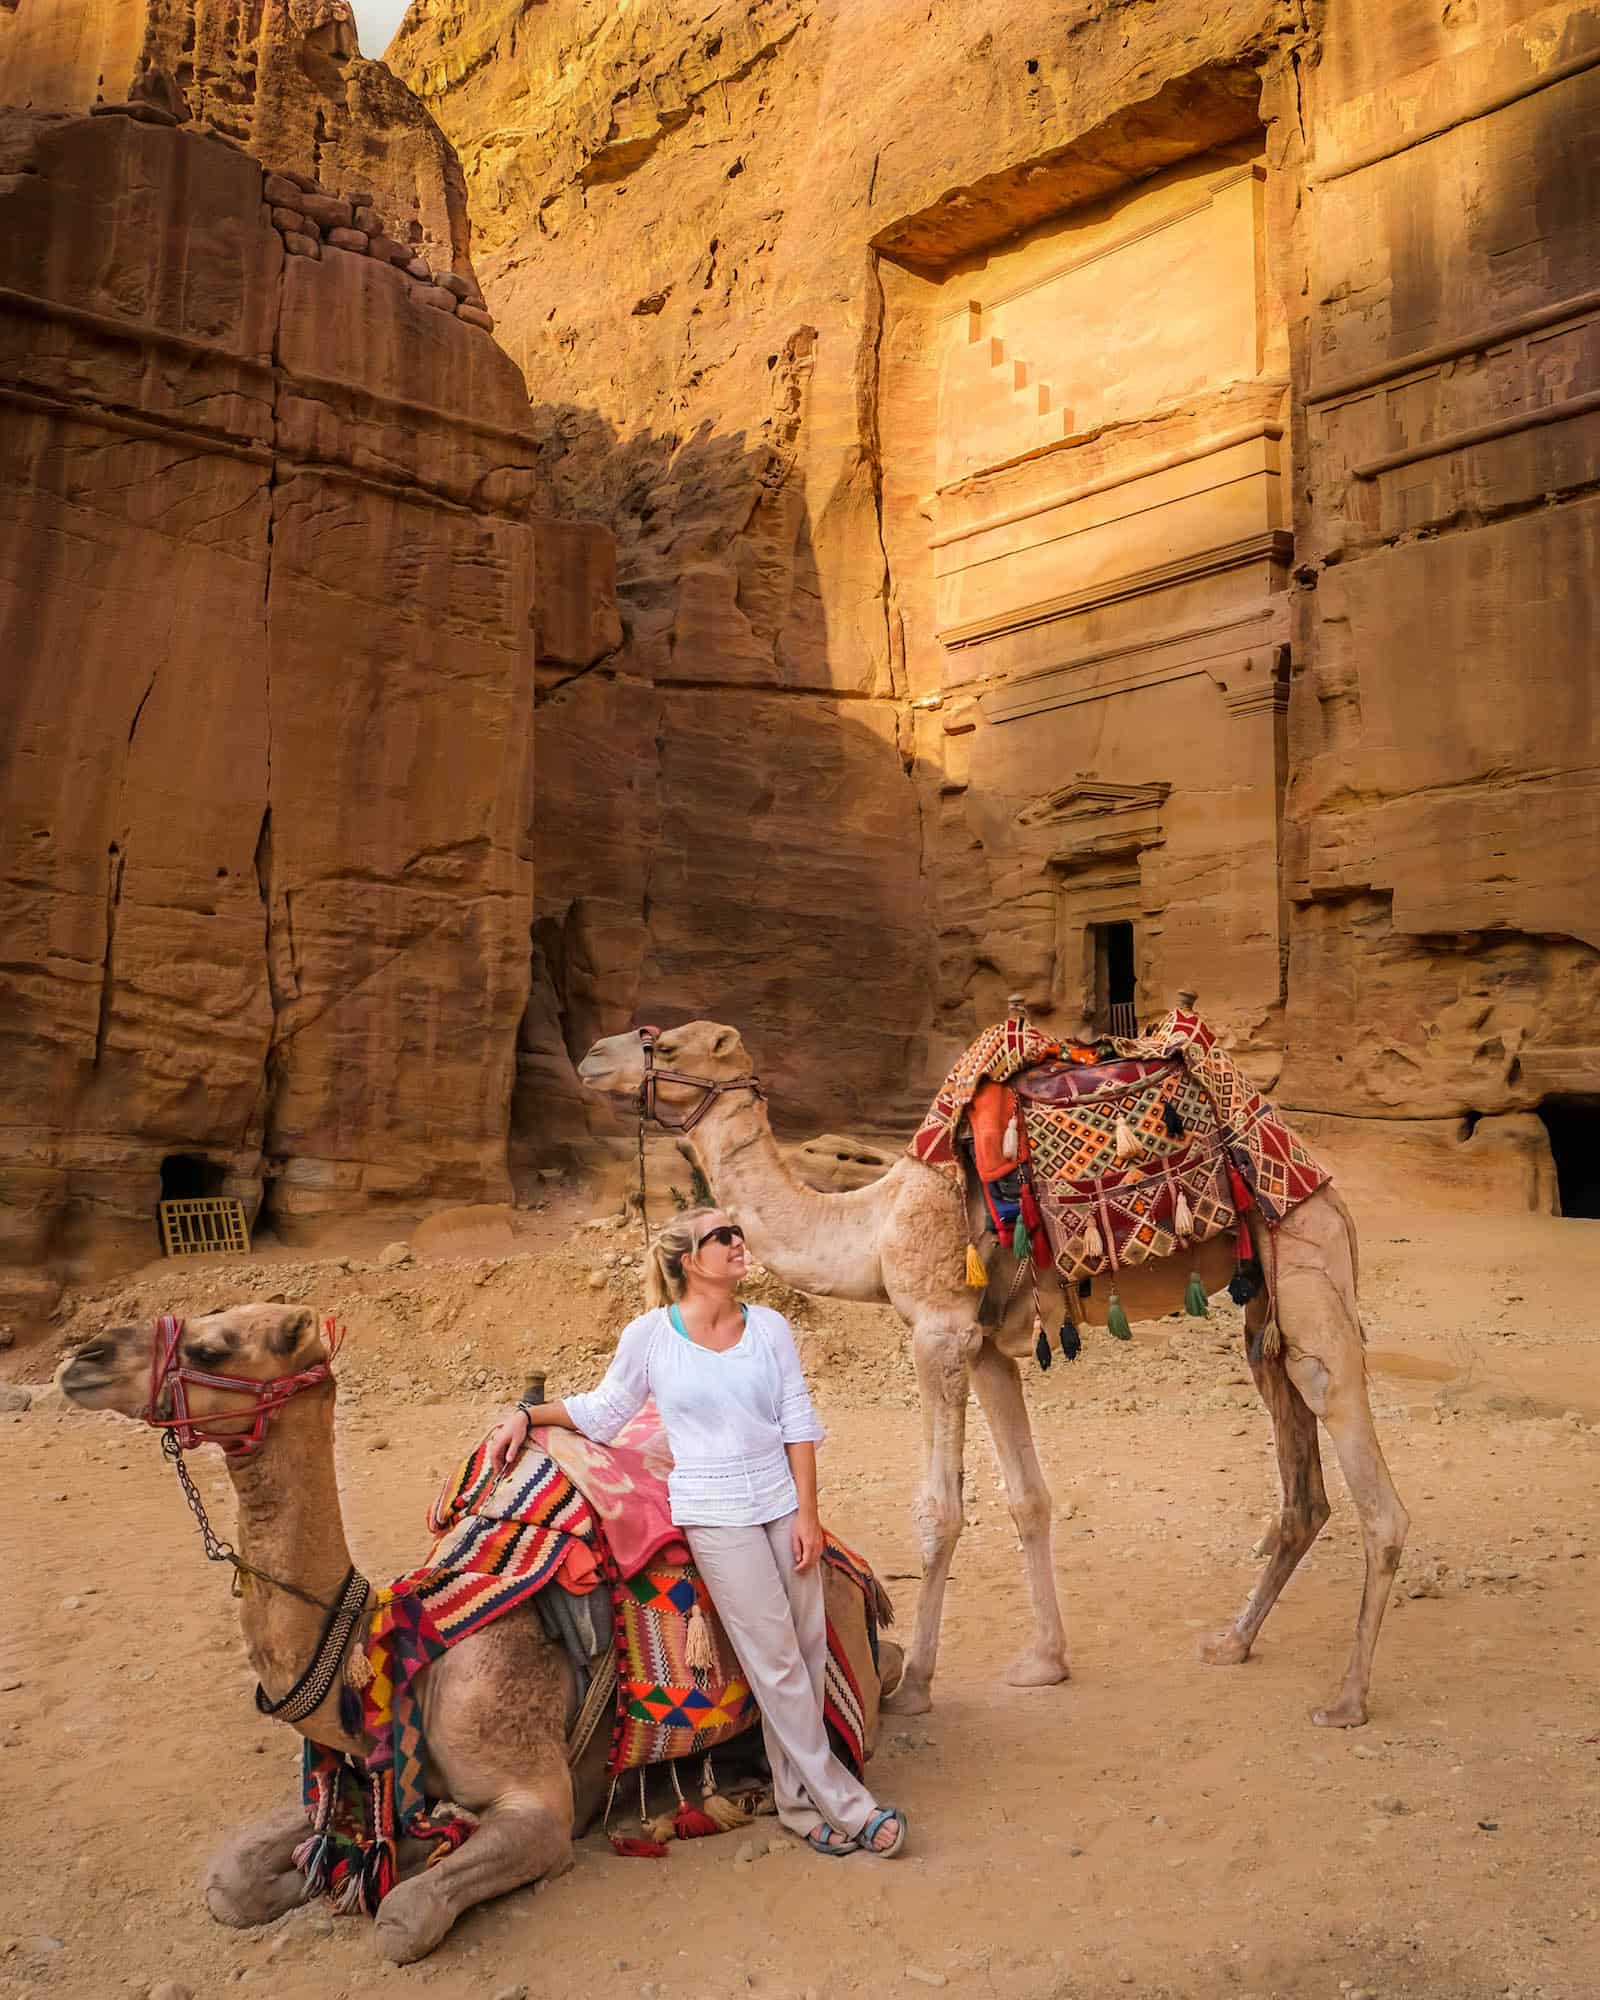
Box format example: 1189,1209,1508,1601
487,1206,907,1858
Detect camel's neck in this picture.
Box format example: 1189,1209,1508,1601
223,1387,361,1750
689,1099,888,1301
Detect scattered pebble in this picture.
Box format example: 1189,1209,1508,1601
377,1242,413,1270
492,1986,528,2000
149,1982,195,2000
370,1434,390,1451
0,1386,31,1413
904,1970,947,1989
733,1838,758,1866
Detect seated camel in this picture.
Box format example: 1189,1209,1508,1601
57,1305,898,1963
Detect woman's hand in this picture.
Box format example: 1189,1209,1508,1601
792,1509,824,1574
487,1404,531,1479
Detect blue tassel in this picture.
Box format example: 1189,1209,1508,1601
1058,1320,1080,1362
1034,1321,1052,1370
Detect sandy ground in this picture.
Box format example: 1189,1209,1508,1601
4,1194,1600,2000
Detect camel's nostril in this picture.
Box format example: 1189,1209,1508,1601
71,1338,114,1366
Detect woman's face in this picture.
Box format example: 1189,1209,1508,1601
686,1209,749,1286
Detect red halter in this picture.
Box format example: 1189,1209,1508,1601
144,1313,344,1456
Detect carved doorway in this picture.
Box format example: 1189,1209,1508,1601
1092,920,1139,1038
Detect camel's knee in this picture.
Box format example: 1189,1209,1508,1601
1006,1485,1053,1544
1285,1350,1331,1417
201,1814,308,1929
912,1486,962,1567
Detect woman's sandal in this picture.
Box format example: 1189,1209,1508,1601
858,1806,908,1857
804,1822,859,1857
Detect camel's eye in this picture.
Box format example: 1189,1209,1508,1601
186,1342,229,1369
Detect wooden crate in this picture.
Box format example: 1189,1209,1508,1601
158,1196,251,1258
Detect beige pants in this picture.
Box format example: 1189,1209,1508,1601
685,1513,880,1840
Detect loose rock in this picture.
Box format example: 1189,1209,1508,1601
0,1386,31,1414
378,1243,413,1270
903,1971,947,1990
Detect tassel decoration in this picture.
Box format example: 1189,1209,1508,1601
1106,1291,1132,1342
1174,1189,1195,1240
1161,1099,1185,1139
1034,1317,1052,1371
1227,1259,1263,1307
685,1600,718,1674
346,1644,373,1691
1114,1115,1143,1163
610,1834,669,1858
1183,1270,1210,1318
1058,1320,1081,1363
965,1243,988,1288
1012,1215,1030,1261
1002,1114,1019,1162
1084,1216,1104,1260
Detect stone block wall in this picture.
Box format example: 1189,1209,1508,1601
0,107,540,1288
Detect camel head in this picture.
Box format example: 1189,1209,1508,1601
579,1020,757,1125
57,1303,332,1448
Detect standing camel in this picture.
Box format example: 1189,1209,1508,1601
579,1022,1409,1728
56,1303,897,1960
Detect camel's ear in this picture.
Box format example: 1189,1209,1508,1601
711,1027,740,1059
270,1307,315,1357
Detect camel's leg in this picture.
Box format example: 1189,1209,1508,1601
202,1808,311,1929
883,1321,972,1716
372,1794,572,1965
1278,1193,1408,1728
969,1340,1069,1688
1199,1316,1330,1668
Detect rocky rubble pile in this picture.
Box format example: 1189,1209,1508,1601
260,169,493,327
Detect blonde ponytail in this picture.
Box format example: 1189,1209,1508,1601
644,1206,724,1308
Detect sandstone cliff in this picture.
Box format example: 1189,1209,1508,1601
0,107,539,1299
0,0,476,277
392,0,1600,1206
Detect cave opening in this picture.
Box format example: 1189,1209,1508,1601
158,1153,227,1203
1537,1098,1600,1218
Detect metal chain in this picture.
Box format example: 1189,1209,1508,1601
161,1431,335,1610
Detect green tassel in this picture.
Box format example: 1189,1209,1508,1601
1106,1291,1132,1342
1184,1270,1210,1318
1012,1215,1028,1260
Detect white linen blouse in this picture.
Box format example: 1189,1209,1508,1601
562,1302,826,1528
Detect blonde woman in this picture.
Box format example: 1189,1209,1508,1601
486,1206,907,1858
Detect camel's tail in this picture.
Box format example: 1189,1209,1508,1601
1327,1183,1365,1344
872,1576,896,1629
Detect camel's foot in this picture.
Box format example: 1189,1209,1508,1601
202,1810,311,1930
374,1874,455,1965
1003,1647,1070,1689
876,1638,906,1701
881,1674,933,1717
1198,1627,1253,1667
1311,1690,1369,1729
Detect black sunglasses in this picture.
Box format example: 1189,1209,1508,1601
695,1224,745,1250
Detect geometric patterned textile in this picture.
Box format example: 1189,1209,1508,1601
607,1534,884,1780
611,1562,759,1773
910,1007,1331,1283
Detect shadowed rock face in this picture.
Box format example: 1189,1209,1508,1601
0,109,539,1289
391,0,1600,1204
0,0,475,278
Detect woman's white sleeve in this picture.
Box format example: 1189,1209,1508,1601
769,1312,826,1446
564,1317,654,1444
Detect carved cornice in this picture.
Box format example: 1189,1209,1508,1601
981,597,1290,725
943,530,1292,652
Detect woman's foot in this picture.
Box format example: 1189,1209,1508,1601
858,1807,907,1856
804,1821,859,1856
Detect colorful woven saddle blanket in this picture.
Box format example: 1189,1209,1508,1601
296,1424,889,1912
910,1006,1331,1282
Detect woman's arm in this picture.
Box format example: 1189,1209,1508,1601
786,1440,823,1573
487,1316,655,1478
487,1396,575,1478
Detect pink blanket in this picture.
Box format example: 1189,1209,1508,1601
536,1402,690,1579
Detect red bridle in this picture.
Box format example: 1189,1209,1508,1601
144,1312,344,1455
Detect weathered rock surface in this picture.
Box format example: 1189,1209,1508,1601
0,0,476,279
0,110,539,1289
393,0,1600,1202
